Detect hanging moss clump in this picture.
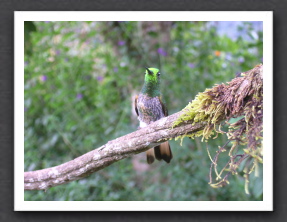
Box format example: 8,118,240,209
173,64,263,191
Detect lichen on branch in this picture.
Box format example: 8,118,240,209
173,64,263,192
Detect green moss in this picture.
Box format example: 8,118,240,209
175,130,205,146
173,89,225,141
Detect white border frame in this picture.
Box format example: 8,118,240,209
15,11,273,211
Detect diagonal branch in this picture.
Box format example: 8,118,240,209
24,112,205,191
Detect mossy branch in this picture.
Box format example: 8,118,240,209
25,64,263,191
173,64,263,191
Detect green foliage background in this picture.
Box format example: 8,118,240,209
24,21,263,201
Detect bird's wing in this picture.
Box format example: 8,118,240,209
135,95,139,116
158,96,168,116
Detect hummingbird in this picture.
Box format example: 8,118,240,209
135,67,172,164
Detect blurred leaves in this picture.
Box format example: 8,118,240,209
24,21,37,56
24,21,263,201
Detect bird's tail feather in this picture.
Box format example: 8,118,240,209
146,149,155,164
154,141,172,163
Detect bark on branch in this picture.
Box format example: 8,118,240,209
24,111,204,191
24,64,263,191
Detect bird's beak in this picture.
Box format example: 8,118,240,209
145,67,153,75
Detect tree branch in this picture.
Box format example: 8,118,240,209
24,111,204,190
24,64,263,191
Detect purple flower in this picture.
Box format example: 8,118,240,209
44,21,50,23
97,76,104,82
76,93,83,100
113,67,118,73
188,63,195,69
24,107,28,112
39,75,47,82
118,41,125,46
157,48,167,57
56,50,61,55
225,53,232,61
238,57,245,63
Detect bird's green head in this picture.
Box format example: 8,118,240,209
141,67,161,96
144,67,160,84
